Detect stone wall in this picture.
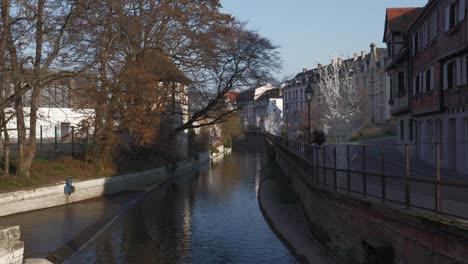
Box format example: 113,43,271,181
271,141,468,264
0,151,210,218
0,226,23,264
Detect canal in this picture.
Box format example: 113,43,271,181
63,143,298,263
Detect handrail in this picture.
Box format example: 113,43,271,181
262,132,468,220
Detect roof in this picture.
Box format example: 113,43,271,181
224,92,239,105
383,8,423,42
256,88,283,101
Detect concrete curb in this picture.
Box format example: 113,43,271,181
0,151,212,218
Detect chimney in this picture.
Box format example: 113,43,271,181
317,63,322,68
303,68,308,73
331,58,336,65
354,52,358,61
338,58,343,64
361,51,366,58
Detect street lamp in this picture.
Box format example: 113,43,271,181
304,84,314,144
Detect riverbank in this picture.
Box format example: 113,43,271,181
0,148,230,263
258,162,335,264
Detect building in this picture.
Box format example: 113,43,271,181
3,76,95,140
384,7,423,145
367,44,392,124
237,84,274,132
284,68,319,139
407,0,468,173
253,88,283,135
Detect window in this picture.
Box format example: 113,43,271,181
465,119,468,164
443,60,457,89
426,70,431,92
413,32,419,54
445,0,465,32
447,61,456,89
398,71,405,95
400,120,405,140
432,11,438,40
423,22,429,48
465,56,468,84
414,74,421,94
450,2,458,29
409,119,414,141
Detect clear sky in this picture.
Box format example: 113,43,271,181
221,0,428,80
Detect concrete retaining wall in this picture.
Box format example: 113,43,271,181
271,142,468,264
0,151,211,218
0,226,23,264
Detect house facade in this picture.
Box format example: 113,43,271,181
237,84,273,132
284,68,317,140
408,0,468,173
384,7,423,145
253,88,283,135
367,44,392,124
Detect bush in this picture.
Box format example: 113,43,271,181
350,122,396,141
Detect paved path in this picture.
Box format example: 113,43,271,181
258,165,335,264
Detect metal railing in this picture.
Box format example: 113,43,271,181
265,133,468,220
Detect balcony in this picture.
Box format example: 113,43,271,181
444,84,468,110
412,91,440,116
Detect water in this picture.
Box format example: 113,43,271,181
66,148,298,263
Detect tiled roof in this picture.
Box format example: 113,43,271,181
386,8,423,32
224,92,239,104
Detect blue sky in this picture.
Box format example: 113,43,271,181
221,0,428,79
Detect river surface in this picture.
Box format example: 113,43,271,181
65,145,298,263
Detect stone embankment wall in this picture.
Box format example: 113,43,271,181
270,141,468,264
0,226,23,264
0,151,211,218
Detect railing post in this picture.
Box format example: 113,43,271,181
362,145,367,197
323,146,327,187
334,147,337,191
347,145,350,194
435,143,440,215
405,144,411,209
381,145,386,202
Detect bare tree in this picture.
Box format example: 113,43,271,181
172,22,281,134
317,58,370,144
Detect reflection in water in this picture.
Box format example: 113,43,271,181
67,145,297,264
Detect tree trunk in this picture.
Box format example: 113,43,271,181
4,130,9,175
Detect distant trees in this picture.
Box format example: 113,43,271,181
0,0,280,176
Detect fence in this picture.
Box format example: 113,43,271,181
6,125,86,160
266,133,468,220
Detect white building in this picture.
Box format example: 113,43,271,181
253,89,283,135
237,84,274,132
6,107,94,141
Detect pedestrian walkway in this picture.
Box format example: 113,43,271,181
258,165,335,264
